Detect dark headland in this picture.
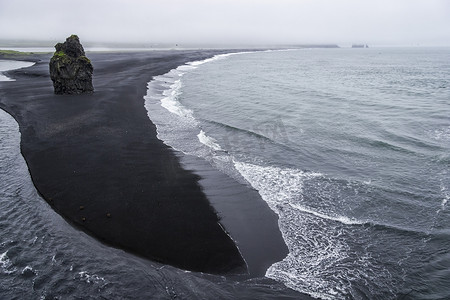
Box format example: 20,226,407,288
0,49,293,279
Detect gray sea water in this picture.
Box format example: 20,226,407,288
145,48,450,299
2,48,450,299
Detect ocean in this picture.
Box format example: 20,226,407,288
144,48,450,299
1,47,449,299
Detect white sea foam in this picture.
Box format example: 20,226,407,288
160,80,194,119
21,265,37,276
233,161,391,299
0,251,16,274
429,126,450,142
234,161,322,208
363,179,372,185
77,271,106,285
187,52,246,67
289,203,364,225
440,182,449,212
442,197,448,210
233,161,362,225
197,130,223,151
144,66,199,154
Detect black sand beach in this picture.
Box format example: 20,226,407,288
0,50,288,277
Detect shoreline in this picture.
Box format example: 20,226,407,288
0,50,288,277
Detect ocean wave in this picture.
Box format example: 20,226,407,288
232,161,431,233
0,251,17,274
197,130,223,151
160,80,195,119
384,129,446,152
288,203,364,225
233,160,397,298
349,134,418,154
291,201,438,237
77,271,108,286
144,64,200,154
21,266,37,277
233,161,322,209
204,119,274,142
187,53,236,66
439,181,449,213
430,126,450,142
187,50,275,67
203,118,295,155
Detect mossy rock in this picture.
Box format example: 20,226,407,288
49,35,94,94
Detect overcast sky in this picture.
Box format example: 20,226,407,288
0,0,449,46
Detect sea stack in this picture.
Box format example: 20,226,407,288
49,35,94,94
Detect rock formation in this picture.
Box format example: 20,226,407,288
49,35,94,94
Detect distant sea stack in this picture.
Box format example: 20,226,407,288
49,35,94,94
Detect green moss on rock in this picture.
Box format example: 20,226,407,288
49,35,94,94
79,56,91,64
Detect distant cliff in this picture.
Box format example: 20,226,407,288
49,35,93,94
0,50,45,62
285,44,340,49
352,44,369,48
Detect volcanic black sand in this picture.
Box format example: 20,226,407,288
0,50,288,277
